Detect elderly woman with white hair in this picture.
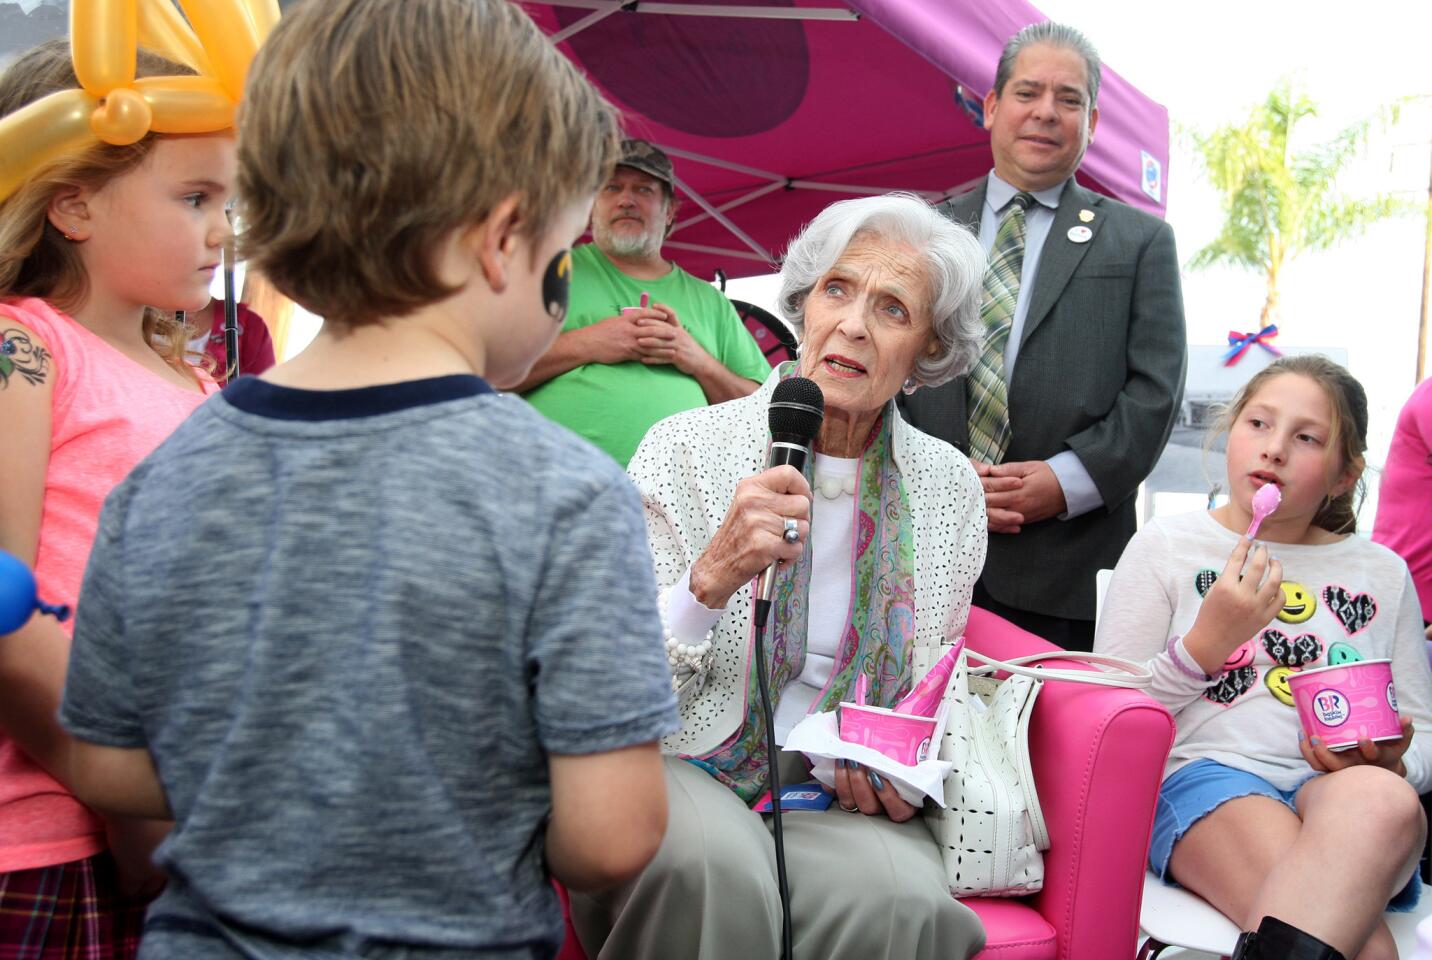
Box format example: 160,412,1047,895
570,194,990,960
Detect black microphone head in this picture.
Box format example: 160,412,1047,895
768,376,824,444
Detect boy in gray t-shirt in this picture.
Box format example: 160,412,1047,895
56,2,678,957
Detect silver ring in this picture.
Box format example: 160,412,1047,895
782,517,801,543
839,802,859,813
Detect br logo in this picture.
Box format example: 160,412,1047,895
1312,690,1350,727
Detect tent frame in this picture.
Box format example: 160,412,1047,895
539,3,993,268
660,145,984,269
544,0,860,46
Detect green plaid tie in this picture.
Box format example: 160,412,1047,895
966,192,1033,464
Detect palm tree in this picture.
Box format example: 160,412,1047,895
1188,84,1409,327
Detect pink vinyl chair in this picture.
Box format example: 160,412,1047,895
556,606,1175,960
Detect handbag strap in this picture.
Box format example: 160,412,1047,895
966,648,1153,689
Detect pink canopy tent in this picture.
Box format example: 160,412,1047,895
521,0,1170,281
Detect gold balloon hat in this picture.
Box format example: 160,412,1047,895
0,0,279,201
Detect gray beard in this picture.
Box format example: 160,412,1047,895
594,221,663,260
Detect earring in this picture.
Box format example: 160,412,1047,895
902,376,917,395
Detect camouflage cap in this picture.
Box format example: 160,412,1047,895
617,139,674,188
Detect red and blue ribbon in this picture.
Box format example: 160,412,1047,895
1222,324,1281,366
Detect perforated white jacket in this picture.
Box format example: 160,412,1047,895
627,368,988,758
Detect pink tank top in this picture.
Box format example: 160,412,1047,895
0,297,211,873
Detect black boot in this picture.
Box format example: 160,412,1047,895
1230,916,1347,960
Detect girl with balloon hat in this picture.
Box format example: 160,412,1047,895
0,1,268,953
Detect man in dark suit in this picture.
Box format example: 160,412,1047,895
902,22,1186,650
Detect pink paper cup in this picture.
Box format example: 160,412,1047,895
837,703,937,766
1287,659,1401,751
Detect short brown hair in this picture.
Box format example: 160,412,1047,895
1215,354,1369,534
238,0,621,328
0,40,197,373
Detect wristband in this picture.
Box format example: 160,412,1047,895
1166,634,1214,683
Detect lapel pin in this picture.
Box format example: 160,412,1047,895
1067,225,1092,243
1079,209,1095,223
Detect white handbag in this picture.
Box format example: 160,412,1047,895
925,642,1152,897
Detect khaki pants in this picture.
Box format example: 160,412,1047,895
570,756,986,960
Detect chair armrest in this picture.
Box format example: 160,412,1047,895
965,607,1175,960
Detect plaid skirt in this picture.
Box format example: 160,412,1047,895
0,854,148,960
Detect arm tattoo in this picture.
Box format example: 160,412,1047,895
0,327,51,388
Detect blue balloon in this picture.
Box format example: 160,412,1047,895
0,550,70,634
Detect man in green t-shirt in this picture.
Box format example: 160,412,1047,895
519,140,770,466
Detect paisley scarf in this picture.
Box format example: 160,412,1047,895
691,367,917,803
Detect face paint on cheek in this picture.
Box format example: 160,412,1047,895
542,250,572,325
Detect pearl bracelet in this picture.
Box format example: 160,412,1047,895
666,634,714,682
661,599,715,695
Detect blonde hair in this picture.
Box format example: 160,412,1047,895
1214,354,1369,534
0,40,201,377
237,0,621,327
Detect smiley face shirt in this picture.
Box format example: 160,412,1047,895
1094,510,1432,792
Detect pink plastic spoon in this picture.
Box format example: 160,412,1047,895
1245,483,1281,539
892,637,965,717
853,672,869,707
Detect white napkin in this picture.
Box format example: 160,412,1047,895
783,704,953,807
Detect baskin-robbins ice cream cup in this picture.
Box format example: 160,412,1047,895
836,703,939,766
1287,659,1401,751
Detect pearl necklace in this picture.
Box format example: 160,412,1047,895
814,473,857,500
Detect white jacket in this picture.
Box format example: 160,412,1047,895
627,368,988,757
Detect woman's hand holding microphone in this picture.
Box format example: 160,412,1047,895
689,466,811,610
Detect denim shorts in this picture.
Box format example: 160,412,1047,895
1150,758,1420,912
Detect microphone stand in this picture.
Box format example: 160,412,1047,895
222,236,239,382
750,383,821,960
753,588,793,960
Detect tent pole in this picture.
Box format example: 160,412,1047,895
789,179,943,200
542,0,857,21
660,145,786,182
633,3,855,19
662,145,947,203
669,172,775,267
934,174,989,204
664,240,774,263
548,3,625,44
674,181,788,233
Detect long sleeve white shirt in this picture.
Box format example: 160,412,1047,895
666,454,860,744
1095,510,1432,792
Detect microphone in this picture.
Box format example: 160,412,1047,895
755,377,824,615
